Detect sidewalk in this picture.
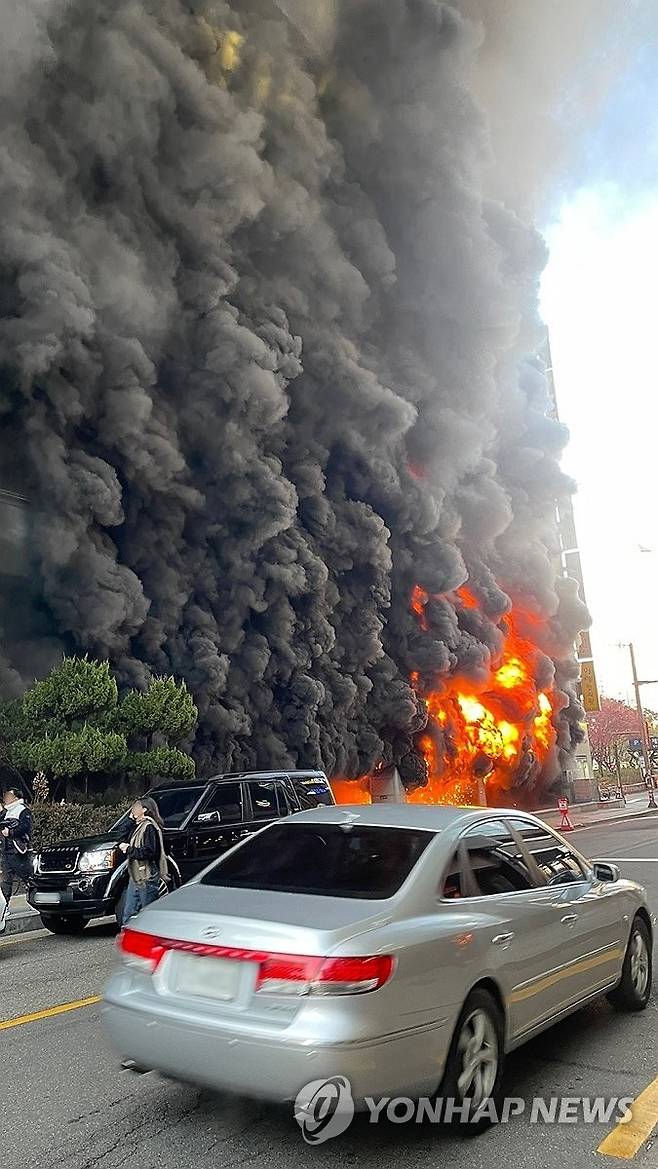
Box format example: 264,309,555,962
539,793,658,832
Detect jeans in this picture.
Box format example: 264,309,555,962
1,852,33,905
122,875,161,925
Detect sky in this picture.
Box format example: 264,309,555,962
540,37,658,712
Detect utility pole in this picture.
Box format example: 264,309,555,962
629,642,658,809
613,738,627,804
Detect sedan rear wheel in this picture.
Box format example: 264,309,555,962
608,916,652,1011
439,987,504,1134
456,1008,499,1102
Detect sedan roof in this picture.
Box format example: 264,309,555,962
285,803,539,832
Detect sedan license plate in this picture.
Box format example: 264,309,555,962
171,953,240,1002
33,893,62,906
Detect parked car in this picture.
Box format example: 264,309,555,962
27,770,335,934
103,804,653,1128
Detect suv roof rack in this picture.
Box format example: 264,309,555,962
207,769,328,781
149,769,328,791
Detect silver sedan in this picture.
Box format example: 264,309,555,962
102,804,653,1122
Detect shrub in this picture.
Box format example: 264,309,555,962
2,657,198,797
31,800,127,850
124,746,196,782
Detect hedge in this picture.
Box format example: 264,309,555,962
30,801,128,851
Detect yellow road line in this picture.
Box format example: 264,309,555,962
0,995,101,1031
598,1073,658,1159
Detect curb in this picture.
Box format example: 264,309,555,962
5,910,44,938
536,799,646,816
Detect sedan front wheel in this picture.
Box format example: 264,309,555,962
608,916,652,1011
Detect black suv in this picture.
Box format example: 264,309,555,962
27,770,335,934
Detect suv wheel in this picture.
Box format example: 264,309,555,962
115,890,126,929
40,914,89,935
115,867,179,929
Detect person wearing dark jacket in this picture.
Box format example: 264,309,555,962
118,796,168,925
1,787,33,909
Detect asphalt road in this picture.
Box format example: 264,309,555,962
3,817,658,1169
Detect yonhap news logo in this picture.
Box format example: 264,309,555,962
293,1078,634,1143
294,1076,355,1145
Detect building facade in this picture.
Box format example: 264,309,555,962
540,338,599,793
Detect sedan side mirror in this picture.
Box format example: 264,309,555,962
592,861,621,883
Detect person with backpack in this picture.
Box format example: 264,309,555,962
118,796,169,925
0,787,34,912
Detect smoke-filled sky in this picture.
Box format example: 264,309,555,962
2,0,645,796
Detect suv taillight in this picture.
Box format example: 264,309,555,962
117,929,394,995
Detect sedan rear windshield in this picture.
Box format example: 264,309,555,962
199,822,433,899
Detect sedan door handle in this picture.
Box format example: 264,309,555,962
492,932,514,946
561,913,578,925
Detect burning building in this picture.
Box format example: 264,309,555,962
0,0,592,807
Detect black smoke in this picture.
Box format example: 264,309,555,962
0,0,592,796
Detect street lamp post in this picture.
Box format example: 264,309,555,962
628,642,658,810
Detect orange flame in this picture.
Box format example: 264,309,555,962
331,583,557,810
408,585,556,807
329,777,371,804
410,585,429,632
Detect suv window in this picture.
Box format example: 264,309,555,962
443,820,534,898
196,782,243,825
246,780,286,821
111,785,206,831
507,819,587,885
290,775,335,809
200,823,434,899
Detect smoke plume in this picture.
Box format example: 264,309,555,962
0,0,596,798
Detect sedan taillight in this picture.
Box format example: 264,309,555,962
117,929,394,995
118,928,167,972
256,953,394,995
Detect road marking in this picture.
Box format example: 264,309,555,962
0,995,101,1031
598,1073,658,1159
0,929,51,949
0,916,115,950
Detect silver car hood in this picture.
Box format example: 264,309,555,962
133,883,393,954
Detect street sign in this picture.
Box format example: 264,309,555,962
577,630,593,660
557,796,574,830
579,660,600,713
